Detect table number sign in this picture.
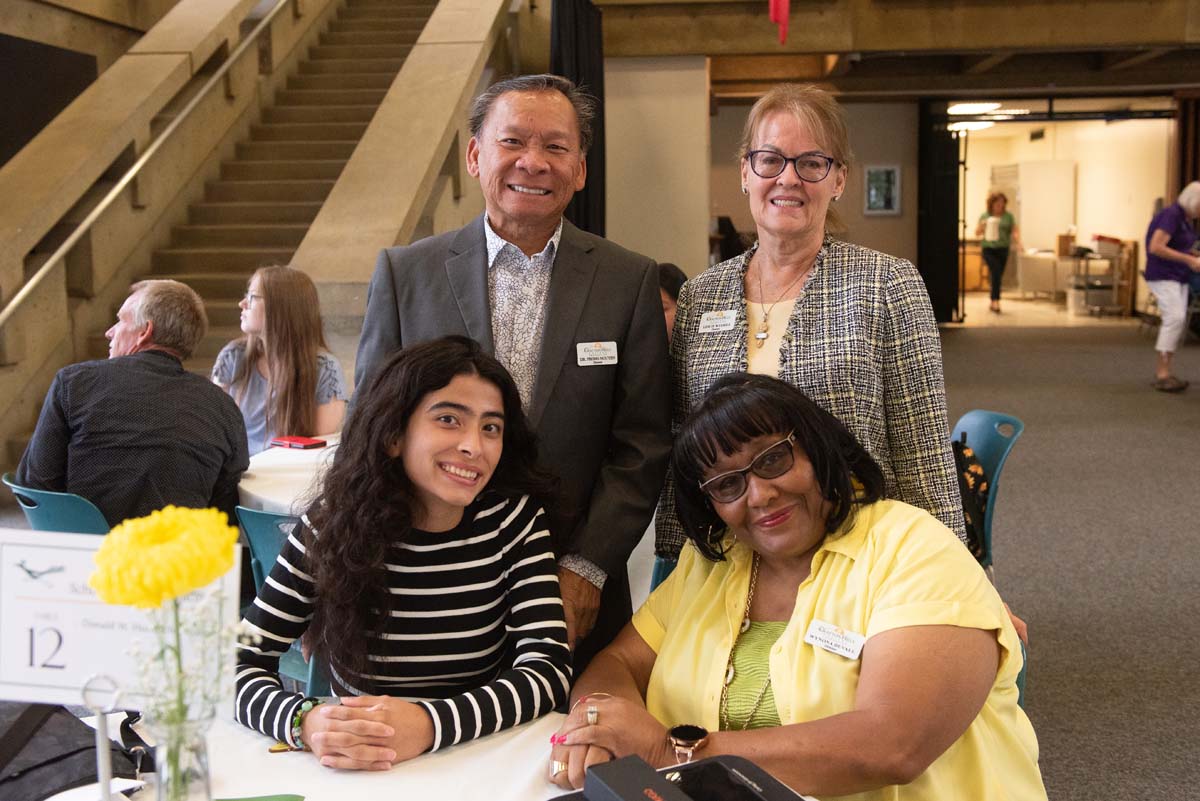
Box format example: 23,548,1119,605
0,527,239,707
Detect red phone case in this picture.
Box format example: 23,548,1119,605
270,436,326,449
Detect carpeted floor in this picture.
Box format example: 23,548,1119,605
941,322,1200,801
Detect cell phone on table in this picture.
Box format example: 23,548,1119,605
270,435,326,449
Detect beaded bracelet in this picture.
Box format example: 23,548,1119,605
290,697,322,750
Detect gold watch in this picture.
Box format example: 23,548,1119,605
667,724,709,764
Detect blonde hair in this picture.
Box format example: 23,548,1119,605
1178,181,1200,215
232,265,328,438
738,84,852,231
129,279,207,359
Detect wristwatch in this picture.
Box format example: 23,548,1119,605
667,724,709,764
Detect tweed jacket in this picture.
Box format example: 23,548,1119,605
655,238,967,557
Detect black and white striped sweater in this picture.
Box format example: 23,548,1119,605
234,492,571,750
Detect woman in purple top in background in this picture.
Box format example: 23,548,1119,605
1144,181,1200,393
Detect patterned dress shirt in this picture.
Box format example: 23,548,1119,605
655,237,967,558
485,217,562,408
483,217,606,589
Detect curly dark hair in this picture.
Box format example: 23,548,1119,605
672,373,885,562
303,336,556,685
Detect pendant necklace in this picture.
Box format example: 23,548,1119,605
753,258,812,348
719,553,774,731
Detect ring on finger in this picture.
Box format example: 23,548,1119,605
550,759,568,777
586,704,599,726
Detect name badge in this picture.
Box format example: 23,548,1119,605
804,619,866,660
698,310,737,333
576,341,618,366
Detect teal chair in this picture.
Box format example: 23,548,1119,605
236,505,330,695
951,410,1027,707
2,473,110,534
951,410,1025,576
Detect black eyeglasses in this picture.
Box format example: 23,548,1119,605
746,150,836,183
698,433,796,504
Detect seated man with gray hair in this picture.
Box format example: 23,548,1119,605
17,279,249,526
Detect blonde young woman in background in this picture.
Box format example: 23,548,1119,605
213,265,348,454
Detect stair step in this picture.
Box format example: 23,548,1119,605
153,272,257,297
153,247,296,273
310,43,413,60
339,6,433,19
287,73,394,90
275,88,388,106
205,178,335,202
251,122,369,141
328,18,427,33
172,224,309,248
194,328,245,359
265,105,377,124
189,201,324,225
320,31,420,46
298,58,406,75
204,298,244,327
236,141,358,160
221,160,346,180
346,0,437,8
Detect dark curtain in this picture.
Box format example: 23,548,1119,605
916,100,961,323
1176,93,1200,194
550,0,605,237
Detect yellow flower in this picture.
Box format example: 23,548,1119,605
89,506,238,608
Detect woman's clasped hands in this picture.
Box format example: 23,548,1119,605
547,694,674,790
301,696,435,771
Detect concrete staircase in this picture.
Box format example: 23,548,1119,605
85,0,436,374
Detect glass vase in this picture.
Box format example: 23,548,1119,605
151,718,213,801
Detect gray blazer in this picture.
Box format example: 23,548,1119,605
355,215,672,586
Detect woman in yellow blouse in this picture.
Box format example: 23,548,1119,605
548,374,1045,801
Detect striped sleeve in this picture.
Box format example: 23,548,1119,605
234,517,316,745
417,503,571,750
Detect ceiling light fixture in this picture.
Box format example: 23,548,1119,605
948,121,996,132
948,102,1001,115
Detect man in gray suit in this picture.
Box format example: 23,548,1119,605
354,74,671,667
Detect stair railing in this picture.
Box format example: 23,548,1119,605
0,0,298,334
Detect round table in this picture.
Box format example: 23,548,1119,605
237,435,340,515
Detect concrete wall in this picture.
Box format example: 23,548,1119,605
710,99,920,266
605,56,710,276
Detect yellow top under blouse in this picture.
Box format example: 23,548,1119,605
745,297,796,377
632,499,1046,801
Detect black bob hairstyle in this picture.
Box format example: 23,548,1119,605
672,373,885,561
303,335,556,685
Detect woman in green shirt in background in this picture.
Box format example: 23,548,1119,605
976,192,1021,313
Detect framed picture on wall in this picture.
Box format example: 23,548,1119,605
864,165,901,215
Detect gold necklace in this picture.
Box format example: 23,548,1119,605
719,553,773,731
751,258,812,348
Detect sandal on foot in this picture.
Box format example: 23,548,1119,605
1152,376,1189,393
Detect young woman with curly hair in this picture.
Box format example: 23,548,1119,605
234,336,570,769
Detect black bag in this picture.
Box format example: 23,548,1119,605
0,702,138,801
952,432,990,560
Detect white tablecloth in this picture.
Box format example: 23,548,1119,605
208,713,570,800
55,713,571,801
237,438,340,515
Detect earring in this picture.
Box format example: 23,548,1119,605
833,194,841,202
741,186,748,195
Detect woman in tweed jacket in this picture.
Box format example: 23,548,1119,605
655,84,966,564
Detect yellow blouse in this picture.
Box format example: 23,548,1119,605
632,499,1045,801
